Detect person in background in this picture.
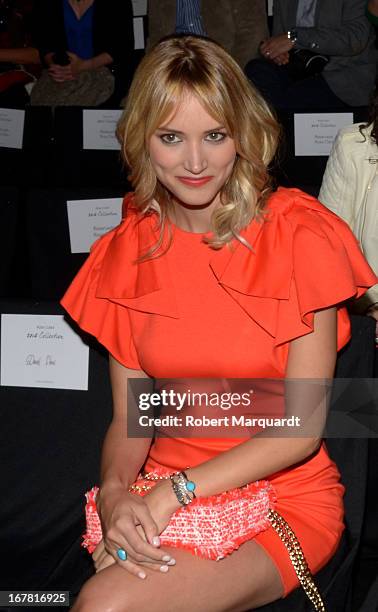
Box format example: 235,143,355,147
319,84,378,339
31,0,135,106
0,0,40,106
147,0,269,70
245,0,376,110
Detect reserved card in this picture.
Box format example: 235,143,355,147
67,197,122,253
0,108,25,149
83,109,122,150
294,112,353,156
1,315,89,390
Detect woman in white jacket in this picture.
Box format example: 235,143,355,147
319,95,378,337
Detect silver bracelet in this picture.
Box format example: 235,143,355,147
170,472,196,506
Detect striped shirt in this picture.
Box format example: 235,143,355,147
175,0,207,36
296,0,318,27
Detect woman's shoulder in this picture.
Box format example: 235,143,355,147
336,121,373,138
331,122,374,154
264,186,352,237
87,192,160,282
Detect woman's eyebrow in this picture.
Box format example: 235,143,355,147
156,125,226,134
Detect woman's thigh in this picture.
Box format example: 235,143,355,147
72,540,285,612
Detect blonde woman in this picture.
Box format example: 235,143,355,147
61,36,377,611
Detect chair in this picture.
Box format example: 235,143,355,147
53,107,129,189
25,186,125,300
0,186,21,297
274,107,369,193
0,299,113,609
23,107,55,188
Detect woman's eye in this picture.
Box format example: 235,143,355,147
206,132,227,142
160,134,181,144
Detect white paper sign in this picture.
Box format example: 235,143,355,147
132,0,147,16
294,113,353,156
133,17,145,49
83,109,122,150
67,197,122,253
267,0,274,16
0,108,25,149
1,315,89,390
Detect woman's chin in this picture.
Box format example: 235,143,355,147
168,187,220,210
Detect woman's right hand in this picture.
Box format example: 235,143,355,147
96,483,176,578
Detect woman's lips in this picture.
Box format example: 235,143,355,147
177,176,214,187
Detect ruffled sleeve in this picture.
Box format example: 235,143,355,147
61,218,141,370
210,188,378,351
61,193,177,370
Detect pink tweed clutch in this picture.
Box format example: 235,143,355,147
82,471,276,561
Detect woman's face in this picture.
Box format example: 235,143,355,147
149,93,237,209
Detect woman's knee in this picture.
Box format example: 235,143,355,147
71,579,139,612
71,582,121,612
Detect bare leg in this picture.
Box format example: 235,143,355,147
71,539,285,612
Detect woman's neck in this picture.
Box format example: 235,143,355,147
169,197,220,233
68,0,94,19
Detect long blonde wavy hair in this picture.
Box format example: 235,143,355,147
117,35,280,255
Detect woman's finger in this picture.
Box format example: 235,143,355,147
134,503,163,548
105,506,168,563
92,539,105,562
106,529,170,565
93,546,110,570
95,552,116,573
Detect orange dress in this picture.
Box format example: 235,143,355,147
61,187,377,597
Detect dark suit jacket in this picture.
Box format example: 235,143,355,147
273,0,377,106
33,0,134,70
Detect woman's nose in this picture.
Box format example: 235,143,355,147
183,142,208,174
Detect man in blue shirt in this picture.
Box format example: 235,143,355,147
147,0,268,70
175,0,207,36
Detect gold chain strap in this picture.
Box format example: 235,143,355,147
267,509,326,611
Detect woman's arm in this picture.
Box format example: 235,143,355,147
185,307,336,496
148,307,336,514
96,356,174,575
0,47,40,64
318,129,354,226
99,355,152,491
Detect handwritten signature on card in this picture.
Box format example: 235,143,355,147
25,355,56,366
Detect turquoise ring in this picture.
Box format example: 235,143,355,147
117,548,127,561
